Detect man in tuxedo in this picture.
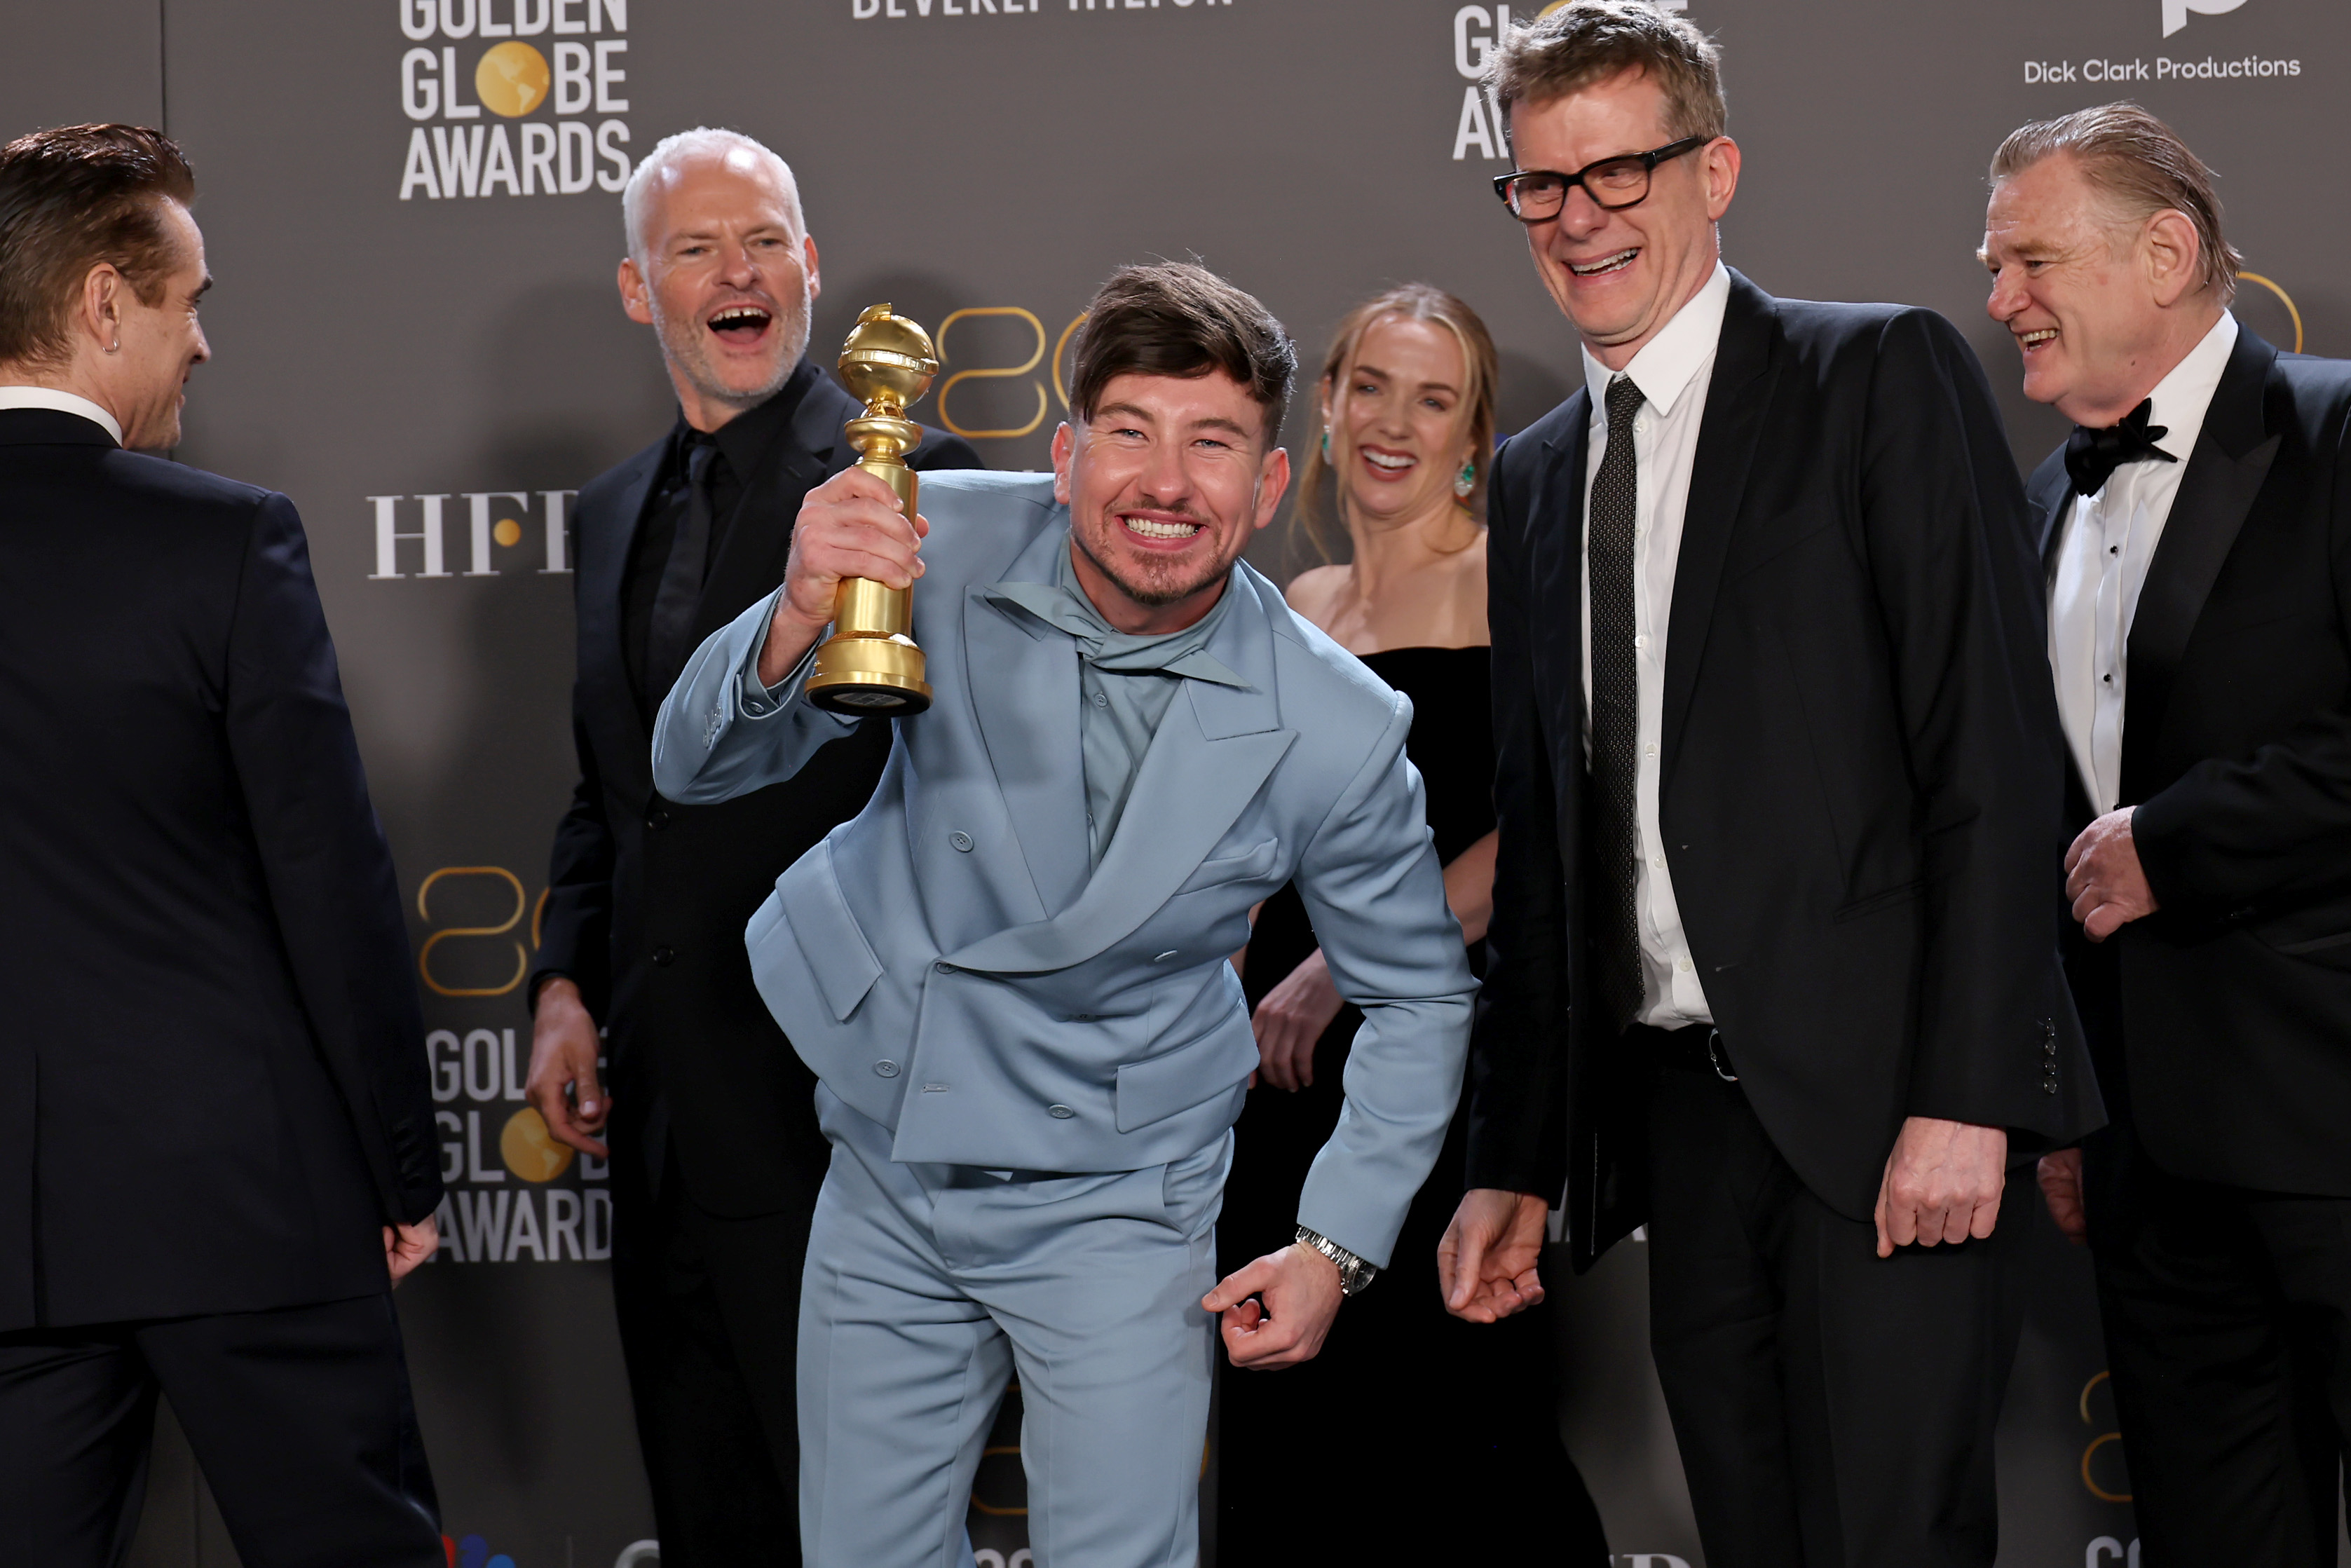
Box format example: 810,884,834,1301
0,125,444,1566
1435,8,2101,1564
1986,104,2351,1565
523,127,976,1567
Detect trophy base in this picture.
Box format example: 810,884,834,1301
807,634,932,716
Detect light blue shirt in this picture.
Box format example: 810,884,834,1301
984,536,1246,864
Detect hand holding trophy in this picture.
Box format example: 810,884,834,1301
805,303,941,714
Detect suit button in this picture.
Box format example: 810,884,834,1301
875,1061,901,1078
935,962,956,975
646,807,671,829
652,946,676,967
1047,1104,1075,1119
949,831,974,852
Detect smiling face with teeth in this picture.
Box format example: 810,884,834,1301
618,145,818,431
1981,152,2224,428
1050,371,1291,636
1322,313,1478,533
1508,69,1738,371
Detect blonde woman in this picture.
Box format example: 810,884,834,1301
1218,285,1607,1560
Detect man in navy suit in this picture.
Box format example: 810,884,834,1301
0,123,444,1567
523,126,976,1567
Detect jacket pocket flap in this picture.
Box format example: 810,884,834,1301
1115,1020,1260,1133
1171,838,1279,896
778,842,885,1021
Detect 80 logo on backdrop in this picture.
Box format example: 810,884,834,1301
395,0,634,200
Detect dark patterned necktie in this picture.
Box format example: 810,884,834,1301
646,436,719,707
2064,397,2176,496
1590,374,1647,1031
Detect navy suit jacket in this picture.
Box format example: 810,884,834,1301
0,408,439,1330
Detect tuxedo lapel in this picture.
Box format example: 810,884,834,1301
2121,326,2282,795
2028,455,2073,573
964,524,1089,918
946,572,1293,976
1661,271,1780,783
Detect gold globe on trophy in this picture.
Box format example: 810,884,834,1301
806,304,941,714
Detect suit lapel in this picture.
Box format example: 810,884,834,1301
947,571,1294,975
2027,454,2073,574
1534,398,1593,784
576,438,665,800
1660,271,1780,783
688,381,845,650
2120,325,2282,794
964,523,1090,918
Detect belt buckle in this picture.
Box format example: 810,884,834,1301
1705,1028,1738,1084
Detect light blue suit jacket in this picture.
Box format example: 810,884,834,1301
651,470,1473,1265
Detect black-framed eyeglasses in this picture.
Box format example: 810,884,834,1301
1491,136,1710,223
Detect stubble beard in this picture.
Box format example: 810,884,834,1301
1072,512,1234,610
653,270,814,414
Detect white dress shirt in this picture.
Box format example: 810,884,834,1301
2047,311,2237,814
1579,261,1731,1028
0,385,123,444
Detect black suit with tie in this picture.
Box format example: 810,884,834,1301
1467,273,2102,1567
2029,324,2351,1567
533,359,975,1566
0,407,444,1566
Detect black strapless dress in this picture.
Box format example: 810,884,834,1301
1214,646,1610,1561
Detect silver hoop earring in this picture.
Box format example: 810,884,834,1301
106,340,120,354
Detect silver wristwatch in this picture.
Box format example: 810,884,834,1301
1295,1226,1377,1297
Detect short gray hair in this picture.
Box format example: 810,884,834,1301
1991,103,2241,306
622,128,804,266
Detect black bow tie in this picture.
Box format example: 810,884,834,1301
2064,399,2178,496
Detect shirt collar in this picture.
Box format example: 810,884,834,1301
1581,261,1732,418
2141,310,2240,465
0,386,123,444
984,533,1248,686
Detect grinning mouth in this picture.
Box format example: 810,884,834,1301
2020,328,2059,350
707,304,772,342
1569,249,1639,278
1124,515,1201,540
1362,449,1415,472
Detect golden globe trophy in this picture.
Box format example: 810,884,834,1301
805,303,941,714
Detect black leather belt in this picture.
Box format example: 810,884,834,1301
1626,1021,1738,1083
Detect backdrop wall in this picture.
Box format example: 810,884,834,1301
6,1,2344,1564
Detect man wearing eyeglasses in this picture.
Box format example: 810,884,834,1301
1436,6,2099,1564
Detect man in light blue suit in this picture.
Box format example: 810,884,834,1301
652,264,1474,1567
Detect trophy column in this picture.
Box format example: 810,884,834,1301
807,304,939,714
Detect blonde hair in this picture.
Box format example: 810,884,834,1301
1296,284,1499,563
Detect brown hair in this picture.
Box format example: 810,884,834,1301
1488,0,1726,144
0,125,196,369
1991,103,2241,305
1068,261,1296,443
1296,285,1500,562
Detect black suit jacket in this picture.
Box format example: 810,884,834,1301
533,366,978,1216
1466,273,2104,1271
0,408,441,1330
2031,325,2351,1197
